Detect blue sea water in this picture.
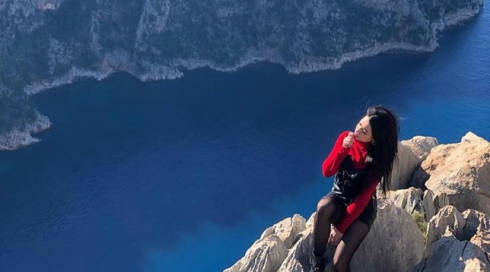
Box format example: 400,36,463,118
0,8,489,272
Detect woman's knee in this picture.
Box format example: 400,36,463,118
316,196,339,220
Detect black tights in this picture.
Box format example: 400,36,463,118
313,195,370,272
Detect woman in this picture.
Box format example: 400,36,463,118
310,106,399,272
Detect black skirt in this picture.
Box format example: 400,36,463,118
328,190,377,230
328,155,378,229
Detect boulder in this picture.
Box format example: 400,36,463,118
426,205,467,248
387,187,438,222
462,209,490,240
470,230,490,261
227,202,425,272
411,237,490,272
388,187,425,215
426,205,490,251
391,137,438,190
411,132,490,215
349,201,425,272
278,230,315,272
224,234,288,272
260,214,307,249
402,136,439,161
432,191,450,215
422,189,436,222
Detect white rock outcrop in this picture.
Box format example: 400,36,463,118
226,202,425,272
412,132,490,215
391,137,438,190
411,237,490,272
260,214,307,249
417,205,490,272
224,214,306,272
0,111,51,151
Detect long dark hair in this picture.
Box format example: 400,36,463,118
366,106,399,195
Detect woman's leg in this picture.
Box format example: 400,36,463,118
312,195,344,257
332,220,370,272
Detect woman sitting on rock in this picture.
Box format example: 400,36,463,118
310,106,399,272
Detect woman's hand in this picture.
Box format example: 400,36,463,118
342,132,354,149
328,225,344,246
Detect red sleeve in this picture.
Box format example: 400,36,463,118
322,131,351,178
335,174,381,233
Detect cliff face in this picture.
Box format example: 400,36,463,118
0,0,484,149
2,0,483,86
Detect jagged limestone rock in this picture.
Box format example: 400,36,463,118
411,237,490,272
388,187,425,215
387,187,438,223
224,234,288,272
426,205,490,252
423,189,436,222
470,230,490,262
426,205,467,249
350,201,425,272
260,214,306,249
391,142,422,190
432,191,450,215
277,229,314,272
402,136,439,161
461,209,490,241
412,132,490,215
0,111,52,151
225,214,306,272
391,137,438,190
227,202,425,272
305,212,315,230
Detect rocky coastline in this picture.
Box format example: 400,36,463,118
0,111,51,151
0,0,484,151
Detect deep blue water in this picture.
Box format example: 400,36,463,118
0,7,489,272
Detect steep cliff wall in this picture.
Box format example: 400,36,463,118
0,0,483,149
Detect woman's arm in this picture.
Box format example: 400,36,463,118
335,175,381,233
321,131,351,178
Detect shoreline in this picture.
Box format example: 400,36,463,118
0,3,482,151
0,112,52,151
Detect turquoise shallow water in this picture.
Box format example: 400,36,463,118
0,7,489,272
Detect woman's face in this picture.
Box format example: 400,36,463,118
354,115,374,143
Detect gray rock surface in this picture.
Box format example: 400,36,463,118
260,214,306,249
433,191,450,215
426,205,490,251
426,205,467,248
387,187,439,222
402,136,439,161
227,132,490,272
389,187,425,215
277,229,314,272
412,132,490,215
225,214,306,272
423,189,436,222
470,230,490,262
391,137,438,190
226,202,425,272
224,234,289,272
462,209,490,241
350,201,425,272
411,237,490,272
